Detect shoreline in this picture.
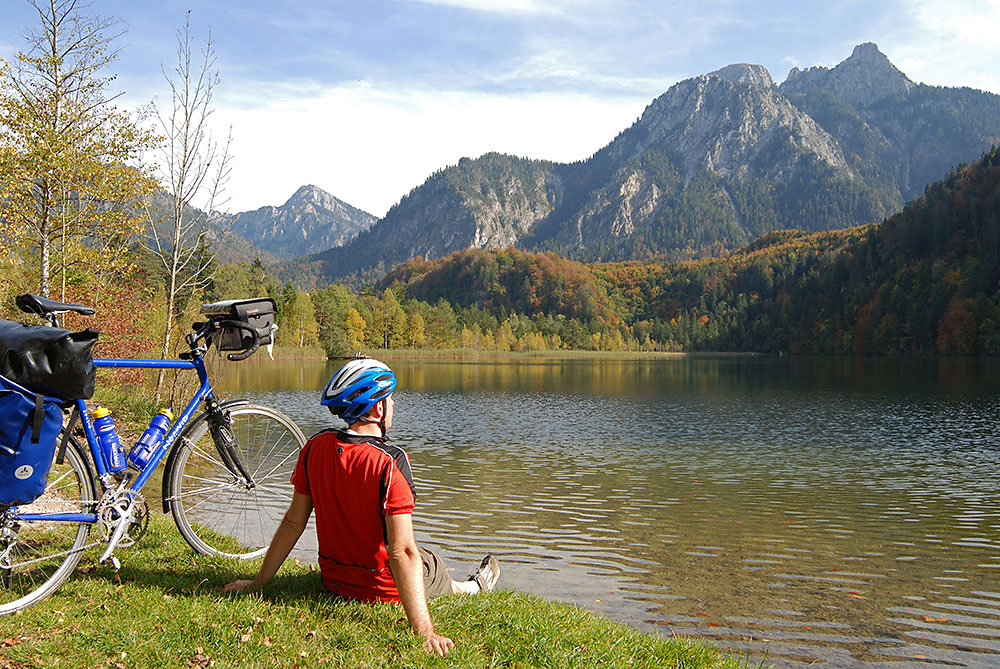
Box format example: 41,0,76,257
268,348,768,362
0,513,745,668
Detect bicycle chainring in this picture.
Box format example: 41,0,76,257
97,490,149,547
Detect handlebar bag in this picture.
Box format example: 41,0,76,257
200,298,276,351
0,374,63,508
0,319,98,400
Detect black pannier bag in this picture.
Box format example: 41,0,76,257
0,373,63,508
0,319,98,400
200,298,276,351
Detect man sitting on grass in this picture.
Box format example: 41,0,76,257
223,358,500,656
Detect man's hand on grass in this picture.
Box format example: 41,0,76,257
221,579,258,595
422,631,454,656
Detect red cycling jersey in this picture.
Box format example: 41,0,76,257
291,429,416,602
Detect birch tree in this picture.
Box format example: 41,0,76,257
148,12,232,367
282,291,319,349
0,0,157,298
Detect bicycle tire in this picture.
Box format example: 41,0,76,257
167,403,305,559
0,434,96,616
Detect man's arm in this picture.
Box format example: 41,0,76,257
385,512,454,656
222,491,313,593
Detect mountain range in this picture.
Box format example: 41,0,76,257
219,184,376,261
381,142,1000,356
240,43,1000,287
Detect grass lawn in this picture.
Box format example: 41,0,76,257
0,514,750,668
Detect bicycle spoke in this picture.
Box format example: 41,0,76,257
180,471,237,487
250,483,295,500
169,405,304,559
256,451,299,483
173,481,237,500
177,486,238,513
189,443,228,470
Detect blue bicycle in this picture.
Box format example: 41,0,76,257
0,294,306,615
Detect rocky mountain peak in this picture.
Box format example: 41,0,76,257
710,63,774,88
284,184,338,210
224,185,376,261
627,61,845,181
782,42,914,106
283,43,1000,285
849,42,889,64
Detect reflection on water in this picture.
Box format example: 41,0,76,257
217,356,1000,668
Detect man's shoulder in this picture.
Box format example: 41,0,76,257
369,440,411,463
305,428,342,447
306,430,411,461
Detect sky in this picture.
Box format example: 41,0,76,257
2,0,999,217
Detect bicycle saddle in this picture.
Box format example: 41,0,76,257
16,293,96,317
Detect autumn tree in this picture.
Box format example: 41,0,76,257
369,288,407,349
460,326,474,349
311,283,355,355
345,308,366,352
936,296,977,355
209,261,251,299
282,291,319,349
407,311,426,348
0,0,157,298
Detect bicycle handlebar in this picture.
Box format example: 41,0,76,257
184,319,262,362
214,320,260,361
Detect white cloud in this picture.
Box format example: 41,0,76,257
883,0,1000,93
213,82,649,217
483,36,678,93
916,0,1000,46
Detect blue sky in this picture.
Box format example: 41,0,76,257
3,0,999,216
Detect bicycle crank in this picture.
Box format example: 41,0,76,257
97,490,149,567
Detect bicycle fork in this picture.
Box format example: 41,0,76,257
204,398,255,488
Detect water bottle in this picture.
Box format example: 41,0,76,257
128,408,173,471
92,406,126,473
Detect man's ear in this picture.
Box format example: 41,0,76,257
368,400,385,420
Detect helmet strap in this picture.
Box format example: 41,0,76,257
378,398,387,439
352,398,388,440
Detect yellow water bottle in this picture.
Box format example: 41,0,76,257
92,405,126,473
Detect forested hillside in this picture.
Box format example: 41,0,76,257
383,145,1000,356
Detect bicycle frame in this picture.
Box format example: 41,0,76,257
2,294,305,617
14,355,213,524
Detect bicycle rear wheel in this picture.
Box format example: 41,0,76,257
167,403,305,559
0,435,96,616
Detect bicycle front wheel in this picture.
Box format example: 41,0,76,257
0,434,96,616
167,403,305,559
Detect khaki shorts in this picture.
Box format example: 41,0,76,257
419,545,454,599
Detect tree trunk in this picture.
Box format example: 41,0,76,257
40,197,51,298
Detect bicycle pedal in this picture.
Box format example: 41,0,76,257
99,553,121,570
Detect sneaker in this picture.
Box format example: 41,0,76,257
469,555,500,593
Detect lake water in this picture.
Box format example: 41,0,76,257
216,355,1000,668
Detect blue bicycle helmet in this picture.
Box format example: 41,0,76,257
321,358,397,424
